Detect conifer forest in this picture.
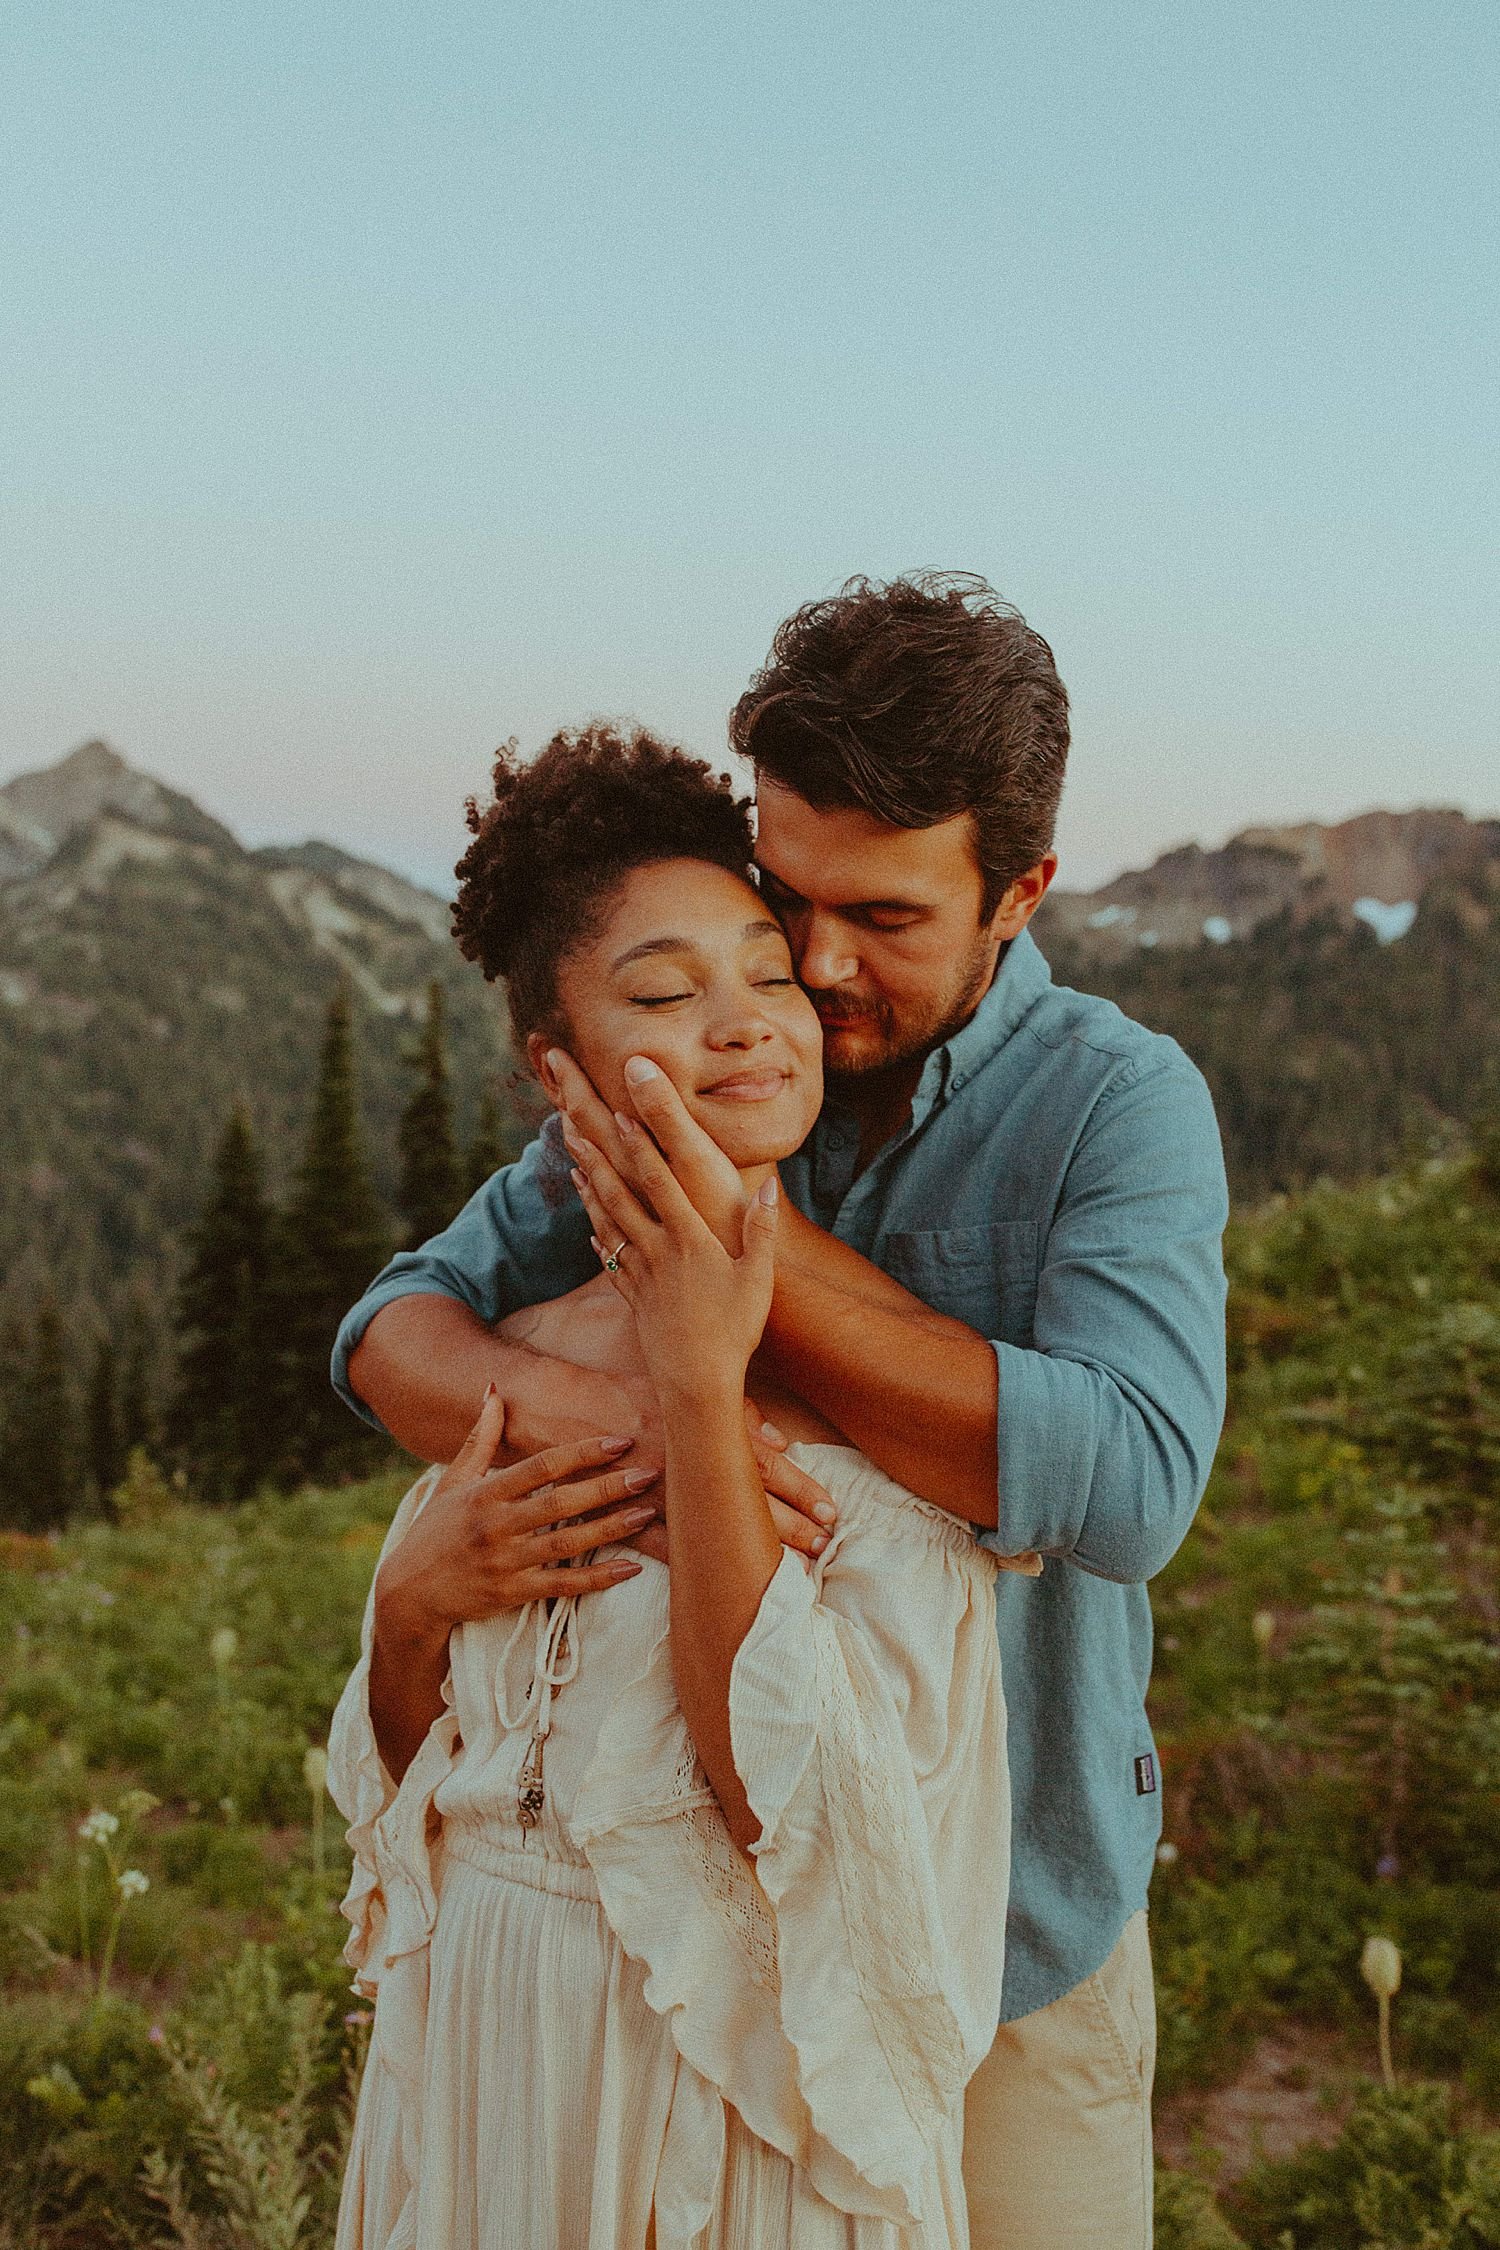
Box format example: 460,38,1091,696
3,940,1500,2244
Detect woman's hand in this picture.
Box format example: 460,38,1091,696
375,1386,656,1642
567,1132,780,1400
550,1048,750,1254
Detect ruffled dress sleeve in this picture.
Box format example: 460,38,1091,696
326,1465,461,2140
571,1448,1009,2237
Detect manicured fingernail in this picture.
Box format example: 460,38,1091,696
610,1560,643,1577
483,1380,497,1402
570,1167,586,1190
601,1436,633,1455
760,1419,785,1445
812,1532,830,1553
623,1467,659,1492
621,1505,657,1525
758,1174,778,1205
614,1111,638,1134
813,1502,837,1525
623,1056,659,1085
546,1050,565,1073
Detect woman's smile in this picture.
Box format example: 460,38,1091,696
697,1065,793,1103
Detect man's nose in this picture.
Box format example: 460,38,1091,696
793,911,860,991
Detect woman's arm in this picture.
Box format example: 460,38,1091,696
568,1140,783,1852
369,1391,658,1780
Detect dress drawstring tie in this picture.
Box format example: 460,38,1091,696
496,1581,587,1838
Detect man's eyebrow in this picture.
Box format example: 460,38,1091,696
758,869,928,915
610,919,785,972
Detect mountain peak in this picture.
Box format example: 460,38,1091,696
0,739,241,871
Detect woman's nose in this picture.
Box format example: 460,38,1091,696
706,1008,775,1051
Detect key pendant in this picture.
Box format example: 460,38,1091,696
517,1731,546,1840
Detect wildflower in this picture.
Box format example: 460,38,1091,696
209,1626,239,1670
1361,1935,1403,2090
118,1787,160,1822
79,1809,120,1845
116,1868,150,1898
1155,1840,1180,1866
1251,1610,1277,1652
344,2010,373,2028
303,1745,329,1795
148,2023,165,2045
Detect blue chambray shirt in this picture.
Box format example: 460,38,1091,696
331,928,1228,2020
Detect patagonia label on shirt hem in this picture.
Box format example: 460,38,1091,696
1134,1753,1157,1796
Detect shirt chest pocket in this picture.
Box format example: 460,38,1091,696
877,1220,1041,1344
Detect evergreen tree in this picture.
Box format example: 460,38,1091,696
1,1297,85,1531
466,1079,514,1195
118,1292,162,1461
1280,1474,1500,1875
169,1103,277,1501
87,1334,124,1502
267,985,391,1483
396,980,463,1246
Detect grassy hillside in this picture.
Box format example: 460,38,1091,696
2,1147,1498,2245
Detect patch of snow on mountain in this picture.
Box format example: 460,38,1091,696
1352,898,1417,944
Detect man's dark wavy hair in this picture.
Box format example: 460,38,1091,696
730,573,1069,918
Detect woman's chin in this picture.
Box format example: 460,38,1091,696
695,1107,812,1172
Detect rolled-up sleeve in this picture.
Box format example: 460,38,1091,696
330,1122,596,1430
981,1056,1228,1583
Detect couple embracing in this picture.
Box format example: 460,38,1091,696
326,574,1229,2249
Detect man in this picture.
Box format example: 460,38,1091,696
333,573,1228,2247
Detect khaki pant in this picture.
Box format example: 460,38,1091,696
963,1911,1156,2250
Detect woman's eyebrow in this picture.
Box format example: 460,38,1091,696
610,935,695,971
611,918,785,973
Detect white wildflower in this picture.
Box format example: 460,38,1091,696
78,1809,119,1845
303,1745,329,1795
1155,1840,1180,1866
209,1626,239,1670
116,1868,150,1898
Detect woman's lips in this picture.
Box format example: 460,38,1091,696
698,1068,792,1102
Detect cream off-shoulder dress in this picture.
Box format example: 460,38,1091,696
329,1442,1035,2250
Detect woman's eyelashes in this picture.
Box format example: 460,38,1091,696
628,975,797,1008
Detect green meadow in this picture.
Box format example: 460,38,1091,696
3,1145,1499,2248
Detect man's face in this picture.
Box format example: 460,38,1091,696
753,777,1055,1082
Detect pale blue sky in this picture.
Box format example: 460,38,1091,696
2,1,1495,893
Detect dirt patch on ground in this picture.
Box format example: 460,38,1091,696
1156,2031,1355,2180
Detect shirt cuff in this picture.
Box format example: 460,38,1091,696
978,1338,1096,1562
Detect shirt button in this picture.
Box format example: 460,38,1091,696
826,1133,845,1151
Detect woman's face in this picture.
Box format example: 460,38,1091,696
542,858,824,1169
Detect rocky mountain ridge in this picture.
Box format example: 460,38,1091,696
1039,805,1500,958
0,742,514,1316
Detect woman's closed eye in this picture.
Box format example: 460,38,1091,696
630,991,694,1007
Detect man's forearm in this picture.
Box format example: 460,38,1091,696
763,1208,999,1528
347,1294,648,1465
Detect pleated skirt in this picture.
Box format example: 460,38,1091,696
337,1835,969,2250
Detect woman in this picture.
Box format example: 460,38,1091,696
330,725,1034,2250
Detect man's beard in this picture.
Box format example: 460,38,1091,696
815,933,998,1085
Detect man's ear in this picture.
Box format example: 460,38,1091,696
987,853,1058,943
527,1032,563,1105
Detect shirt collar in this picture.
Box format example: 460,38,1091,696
910,925,1054,1116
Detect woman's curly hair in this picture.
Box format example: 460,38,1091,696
452,722,756,1043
